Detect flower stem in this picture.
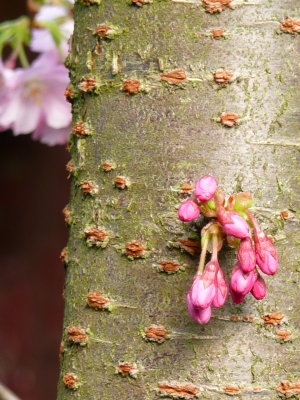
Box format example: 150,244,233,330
18,45,29,68
212,234,219,261
246,210,260,232
198,234,209,275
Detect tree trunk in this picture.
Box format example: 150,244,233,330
58,1,300,399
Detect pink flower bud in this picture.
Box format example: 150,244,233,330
251,272,266,300
217,208,249,239
229,286,246,304
237,237,256,272
212,268,228,308
187,293,212,324
189,261,218,309
254,231,278,275
195,175,218,202
230,263,255,295
178,200,200,222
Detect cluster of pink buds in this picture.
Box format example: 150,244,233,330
178,176,278,325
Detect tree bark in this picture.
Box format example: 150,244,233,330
58,1,300,399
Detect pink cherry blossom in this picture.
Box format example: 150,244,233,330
254,231,278,275
229,286,246,304
230,263,255,295
0,52,71,145
189,261,218,309
217,208,249,239
178,200,200,222
212,268,228,308
251,272,266,300
187,294,212,324
195,175,218,202
237,237,256,272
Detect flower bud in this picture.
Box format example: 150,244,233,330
187,293,212,324
217,208,249,239
189,261,218,309
237,237,256,272
230,263,255,295
212,268,228,308
254,231,278,275
178,200,200,222
229,286,246,304
195,175,218,202
251,272,266,300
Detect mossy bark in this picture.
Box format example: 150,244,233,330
58,1,300,399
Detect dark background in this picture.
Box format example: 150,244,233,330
1,3,69,398
0,133,68,400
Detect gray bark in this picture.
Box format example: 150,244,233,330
58,1,300,399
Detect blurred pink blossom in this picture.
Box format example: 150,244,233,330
30,5,74,61
0,52,71,145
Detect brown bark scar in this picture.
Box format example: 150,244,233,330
125,241,146,258
158,381,202,399
212,28,225,39
144,324,168,343
59,344,65,359
118,362,139,377
224,384,242,395
63,373,78,389
220,112,239,127
87,292,110,310
178,239,201,256
229,316,254,322
131,0,149,6
280,210,289,220
67,326,88,345
180,184,194,196
72,122,88,138
276,331,291,342
280,18,300,35
64,85,74,102
262,312,284,326
84,227,109,248
158,261,182,273
161,69,187,84
202,0,233,14
123,79,141,95
93,25,113,38
102,161,115,172
213,69,234,86
66,161,76,178
277,381,300,398
80,181,99,195
60,247,68,263
115,176,130,189
62,206,71,223
79,76,96,92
